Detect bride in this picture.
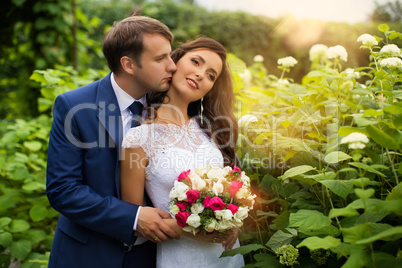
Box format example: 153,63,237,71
121,37,245,268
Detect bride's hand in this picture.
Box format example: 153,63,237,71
222,228,239,251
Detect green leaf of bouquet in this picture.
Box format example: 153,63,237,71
278,165,315,180
289,210,331,230
9,219,30,233
324,151,352,164
0,232,12,248
220,244,265,257
329,207,360,219
378,24,390,33
366,125,400,150
355,188,375,200
319,180,353,199
357,226,402,245
266,228,297,252
297,236,341,250
9,239,32,260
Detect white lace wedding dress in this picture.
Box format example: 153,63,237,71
122,119,245,268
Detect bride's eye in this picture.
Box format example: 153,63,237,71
191,59,199,65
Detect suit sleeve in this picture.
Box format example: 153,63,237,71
46,94,138,245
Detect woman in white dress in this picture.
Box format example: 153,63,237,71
121,37,244,268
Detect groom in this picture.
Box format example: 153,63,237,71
46,16,179,268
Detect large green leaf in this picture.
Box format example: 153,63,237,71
253,253,282,268
0,217,12,229
9,239,32,260
319,180,353,199
366,125,400,150
279,165,316,180
342,249,371,268
0,232,12,248
220,244,265,257
324,151,352,164
289,210,331,230
9,219,30,233
266,228,297,252
297,236,341,250
348,162,386,177
355,188,375,200
356,226,402,244
29,205,48,222
329,207,360,219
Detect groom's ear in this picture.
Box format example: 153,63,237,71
120,56,137,75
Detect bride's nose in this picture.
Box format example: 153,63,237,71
195,73,203,80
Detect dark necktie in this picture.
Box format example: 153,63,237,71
128,101,143,128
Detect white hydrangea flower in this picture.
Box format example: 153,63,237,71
380,57,402,69
238,69,252,83
343,68,360,79
277,56,298,67
238,114,258,127
357,34,378,46
309,44,328,62
253,55,264,62
380,44,402,57
326,45,348,62
341,132,369,150
278,79,290,85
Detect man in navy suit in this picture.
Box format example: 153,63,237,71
46,16,179,268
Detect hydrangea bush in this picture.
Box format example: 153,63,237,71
224,24,402,267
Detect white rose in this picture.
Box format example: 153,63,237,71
240,172,250,186
234,207,249,221
190,173,206,191
195,167,208,177
248,195,256,209
233,218,244,228
191,203,204,214
206,167,225,180
222,166,232,176
214,210,224,220
221,209,234,221
235,186,248,199
169,181,190,201
205,219,218,232
217,220,235,231
182,226,198,235
212,181,224,196
169,204,180,216
186,214,201,228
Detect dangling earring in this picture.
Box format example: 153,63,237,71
200,97,204,125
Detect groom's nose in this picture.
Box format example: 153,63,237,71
166,56,177,73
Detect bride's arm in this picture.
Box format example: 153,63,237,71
121,147,181,242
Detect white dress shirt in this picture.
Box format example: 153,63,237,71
110,73,147,244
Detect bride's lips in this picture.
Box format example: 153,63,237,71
186,78,199,89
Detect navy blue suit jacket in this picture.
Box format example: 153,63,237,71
46,73,154,267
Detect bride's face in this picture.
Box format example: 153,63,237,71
170,49,223,103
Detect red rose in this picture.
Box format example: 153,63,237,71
203,195,211,208
228,204,239,215
178,169,191,184
233,166,241,172
207,196,227,211
186,189,200,204
230,181,243,198
175,211,190,227
176,201,190,211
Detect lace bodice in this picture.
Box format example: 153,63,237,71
122,119,244,268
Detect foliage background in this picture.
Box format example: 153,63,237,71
1,0,401,267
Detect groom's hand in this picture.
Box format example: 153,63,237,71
137,207,180,243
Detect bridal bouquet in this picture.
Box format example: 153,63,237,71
168,165,256,235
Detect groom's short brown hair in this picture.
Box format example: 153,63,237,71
103,16,173,74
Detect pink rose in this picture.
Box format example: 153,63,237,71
186,190,200,204
230,181,244,198
175,211,190,227
203,195,210,208
233,166,241,172
228,204,239,215
178,169,191,184
207,196,226,211
176,201,190,211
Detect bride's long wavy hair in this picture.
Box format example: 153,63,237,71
148,37,238,166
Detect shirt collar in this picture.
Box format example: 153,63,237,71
111,73,146,112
